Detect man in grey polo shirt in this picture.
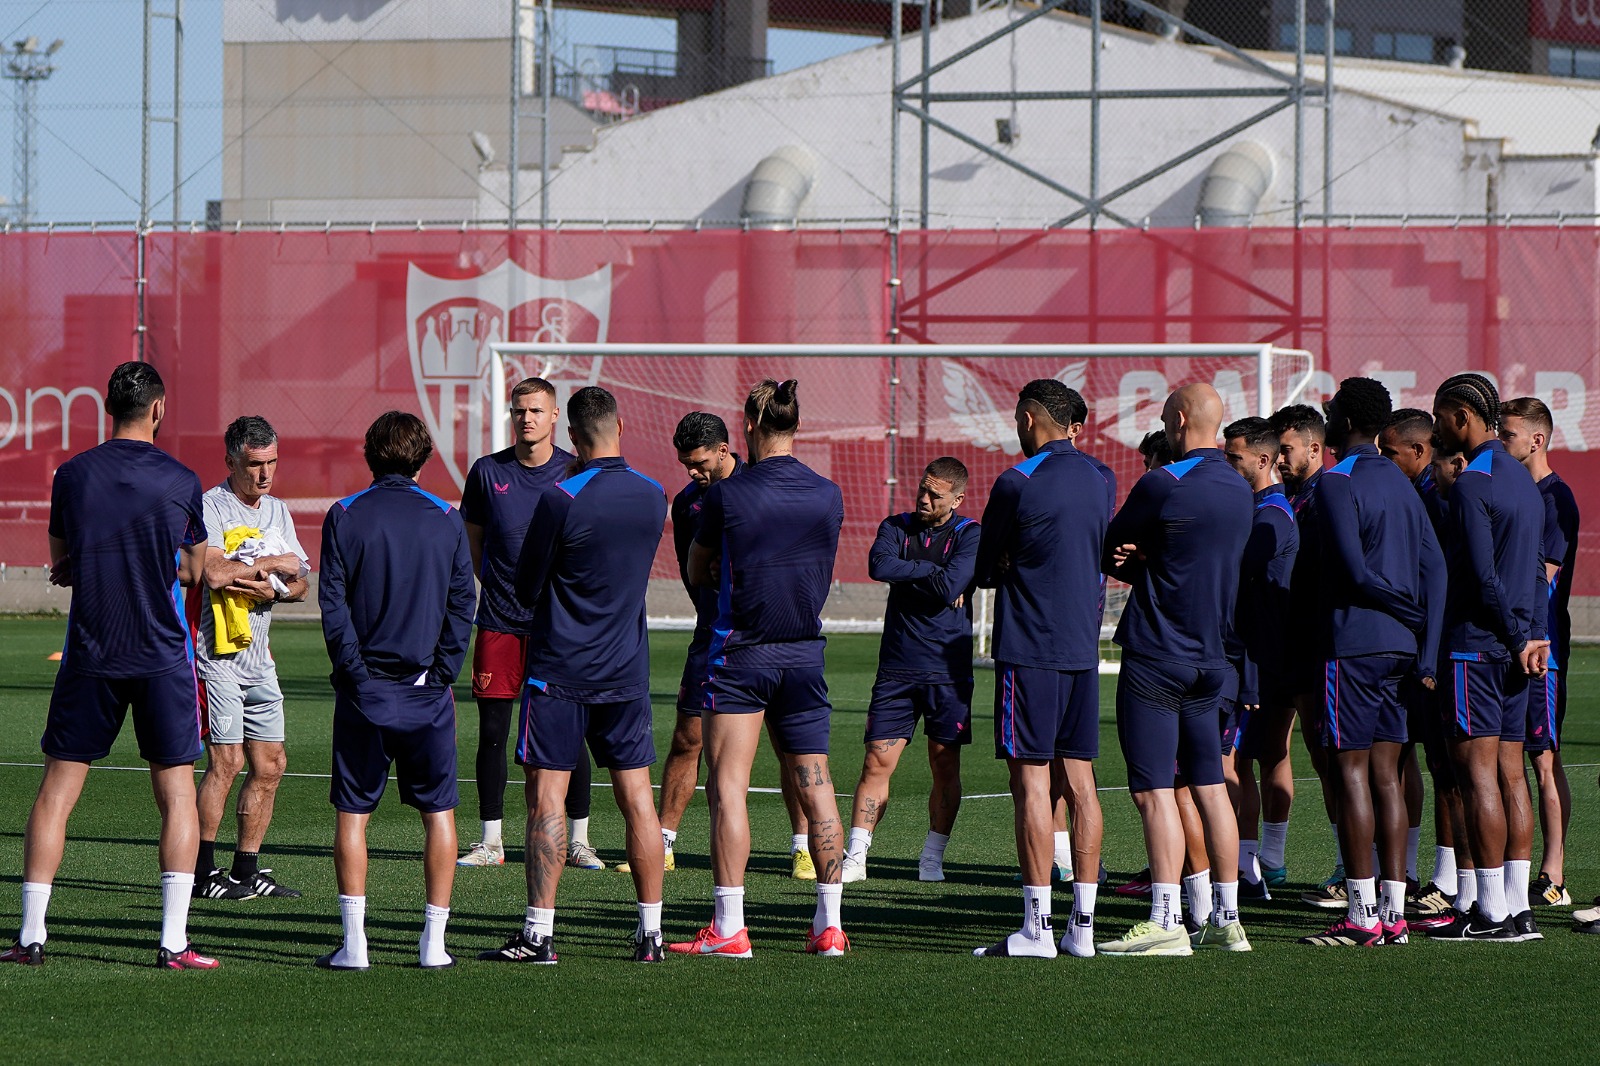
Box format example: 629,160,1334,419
191,416,310,901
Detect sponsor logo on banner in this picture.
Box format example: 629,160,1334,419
405,259,612,489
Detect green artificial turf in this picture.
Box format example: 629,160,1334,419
1,616,1597,1064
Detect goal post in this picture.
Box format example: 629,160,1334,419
488,341,1316,673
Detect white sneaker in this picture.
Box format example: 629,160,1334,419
567,842,605,871
841,855,867,883
1574,901,1600,924
457,841,505,867
918,855,945,882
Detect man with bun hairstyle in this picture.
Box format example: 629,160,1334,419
671,379,851,958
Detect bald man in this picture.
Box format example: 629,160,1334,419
1098,385,1254,957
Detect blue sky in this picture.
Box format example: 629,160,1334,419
0,2,866,224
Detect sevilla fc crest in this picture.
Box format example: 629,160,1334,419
406,259,612,489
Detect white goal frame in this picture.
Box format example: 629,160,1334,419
489,341,1316,673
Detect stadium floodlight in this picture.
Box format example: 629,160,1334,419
487,340,1316,672
45,39,63,56
19,36,36,53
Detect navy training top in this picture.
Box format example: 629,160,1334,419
515,456,666,700
695,454,843,669
870,511,980,682
671,455,745,631
459,444,576,634
319,474,475,689
1538,472,1580,670
1234,484,1299,703
975,438,1114,672
1314,443,1446,673
1441,439,1547,661
1104,447,1252,669
49,438,206,677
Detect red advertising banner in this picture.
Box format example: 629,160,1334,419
3,227,1597,597
1530,0,1600,46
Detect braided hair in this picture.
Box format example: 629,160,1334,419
1434,373,1500,429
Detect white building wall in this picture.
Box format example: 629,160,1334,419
478,8,1593,227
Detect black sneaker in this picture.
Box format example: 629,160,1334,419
313,950,368,971
1411,884,1455,916
193,868,256,901
1427,905,1515,942
246,870,301,899
1238,878,1272,902
633,931,665,963
0,941,43,965
1510,911,1543,942
479,930,557,964
1529,873,1571,907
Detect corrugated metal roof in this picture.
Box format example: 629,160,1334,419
1258,53,1600,157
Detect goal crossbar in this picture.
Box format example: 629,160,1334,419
486,340,1317,673
488,342,1315,451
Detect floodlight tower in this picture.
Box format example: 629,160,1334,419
3,37,62,225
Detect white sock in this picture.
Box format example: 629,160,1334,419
637,900,663,937
1261,821,1288,868
1405,826,1421,882
1211,881,1239,928
482,819,503,847
1346,876,1379,930
336,894,368,967
662,827,677,851
1239,840,1261,884
419,903,450,966
1053,830,1073,871
1380,880,1407,926
1477,866,1508,923
713,885,745,937
20,881,50,946
1432,846,1457,892
814,882,843,936
921,830,950,860
993,884,1056,957
1182,869,1212,925
1332,824,1343,866
523,905,555,940
846,828,872,864
1150,882,1181,931
1456,868,1478,912
792,833,808,854
1505,859,1532,915
159,871,194,954
568,817,590,848
1062,881,1096,957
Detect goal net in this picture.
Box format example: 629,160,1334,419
489,342,1315,673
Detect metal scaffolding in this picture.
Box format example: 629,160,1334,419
3,37,63,226
889,0,1329,230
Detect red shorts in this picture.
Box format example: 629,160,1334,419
472,629,529,700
